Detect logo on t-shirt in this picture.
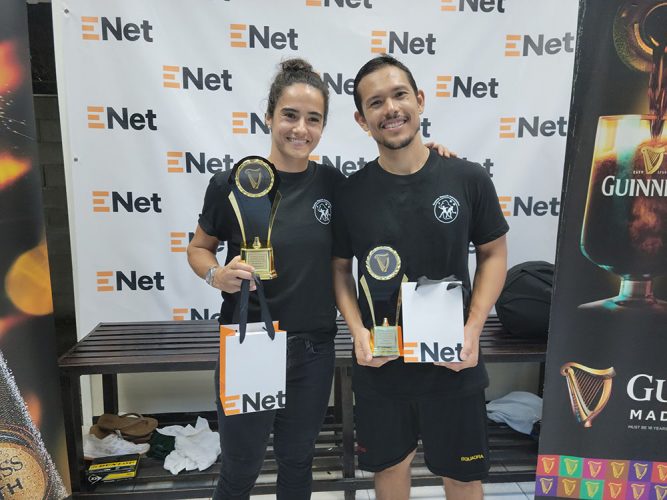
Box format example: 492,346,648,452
433,195,460,223
312,199,332,225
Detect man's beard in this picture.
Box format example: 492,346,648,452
376,122,420,150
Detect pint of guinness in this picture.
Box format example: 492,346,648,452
580,115,667,310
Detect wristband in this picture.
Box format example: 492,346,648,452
205,265,219,286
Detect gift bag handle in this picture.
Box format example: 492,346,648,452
415,274,471,308
238,274,276,344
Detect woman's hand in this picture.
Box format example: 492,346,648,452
425,142,457,158
213,256,256,293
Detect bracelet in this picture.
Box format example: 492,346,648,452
204,265,219,286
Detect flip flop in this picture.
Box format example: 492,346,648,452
96,413,158,442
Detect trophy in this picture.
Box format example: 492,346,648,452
359,245,407,357
228,156,281,280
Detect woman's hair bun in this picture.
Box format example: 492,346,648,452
281,58,313,73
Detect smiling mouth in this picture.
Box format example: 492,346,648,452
381,117,407,130
287,137,309,145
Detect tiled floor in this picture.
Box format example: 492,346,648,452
190,481,536,499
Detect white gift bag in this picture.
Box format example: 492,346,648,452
219,321,286,416
401,280,465,363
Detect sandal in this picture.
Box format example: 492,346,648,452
96,413,158,443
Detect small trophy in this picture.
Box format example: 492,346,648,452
359,245,407,357
228,156,282,280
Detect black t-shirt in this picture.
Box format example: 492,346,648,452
333,150,509,399
199,161,344,340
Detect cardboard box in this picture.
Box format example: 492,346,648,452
86,453,140,484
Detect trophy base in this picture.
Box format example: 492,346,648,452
241,246,277,280
370,325,401,357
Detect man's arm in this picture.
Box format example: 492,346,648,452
187,225,255,293
332,257,397,368
438,234,507,371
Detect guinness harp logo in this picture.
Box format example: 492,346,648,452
658,464,667,482
633,462,649,480
541,456,556,474
610,461,626,479
655,485,667,500
564,458,580,476
247,168,262,189
560,362,616,427
584,481,600,498
587,460,602,478
376,253,390,273
563,479,577,496
539,478,554,494
641,145,665,175
366,246,401,281
608,482,623,499
631,483,646,500
236,158,274,197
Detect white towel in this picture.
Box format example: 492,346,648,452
156,416,221,475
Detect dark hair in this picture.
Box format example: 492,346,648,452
266,58,330,126
353,54,419,115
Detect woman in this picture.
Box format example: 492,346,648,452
188,59,340,500
187,58,451,499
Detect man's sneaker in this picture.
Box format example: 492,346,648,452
84,433,150,459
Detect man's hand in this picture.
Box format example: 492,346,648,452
435,321,481,372
425,142,457,158
352,326,398,368
213,256,256,293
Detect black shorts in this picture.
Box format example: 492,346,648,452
355,390,489,481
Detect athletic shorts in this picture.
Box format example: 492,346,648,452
354,390,489,481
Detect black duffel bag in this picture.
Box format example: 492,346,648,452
496,261,554,338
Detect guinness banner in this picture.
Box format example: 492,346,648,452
0,1,69,497
537,1,667,499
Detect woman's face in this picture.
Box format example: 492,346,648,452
266,83,325,163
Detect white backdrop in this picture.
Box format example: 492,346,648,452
53,0,579,416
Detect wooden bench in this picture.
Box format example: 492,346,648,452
58,316,545,499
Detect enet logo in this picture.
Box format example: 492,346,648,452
305,0,372,7
166,150,236,174
505,33,575,57
172,307,220,321
322,72,355,95
309,154,368,176
170,232,188,253
232,112,269,135
86,105,157,131
81,16,154,42
229,23,298,50
370,30,436,55
498,116,568,139
498,196,560,217
222,390,286,415
92,190,162,213
170,231,225,253
162,65,233,91
435,75,499,98
96,270,165,291
440,0,506,12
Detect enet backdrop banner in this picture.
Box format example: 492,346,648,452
537,1,667,498
0,0,69,496
52,0,579,413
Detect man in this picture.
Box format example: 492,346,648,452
332,55,508,500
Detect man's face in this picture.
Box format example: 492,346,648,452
354,65,424,151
